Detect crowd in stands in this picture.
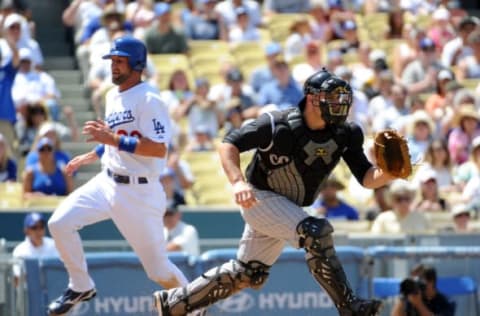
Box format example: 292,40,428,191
0,0,480,235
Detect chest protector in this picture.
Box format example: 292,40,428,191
246,108,351,206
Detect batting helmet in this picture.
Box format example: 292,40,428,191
102,36,147,72
304,68,352,125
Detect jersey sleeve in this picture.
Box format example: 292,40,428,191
223,112,274,152
341,122,373,185
138,91,172,144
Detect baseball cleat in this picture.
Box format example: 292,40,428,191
350,298,383,316
47,288,96,316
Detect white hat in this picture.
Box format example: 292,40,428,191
437,69,453,81
389,179,416,197
451,204,472,218
3,13,23,30
472,135,480,150
433,7,450,21
38,122,57,137
417,168,437,184
19,47,32,61
368,49,386,63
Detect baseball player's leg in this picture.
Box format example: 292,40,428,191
296,216,381,315
47,173,112,315
243,190,381,315
111,182,188,288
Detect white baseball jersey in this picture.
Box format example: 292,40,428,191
102,82,172,176
48,82,189,293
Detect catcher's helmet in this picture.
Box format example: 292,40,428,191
102,36,147,72
304,68,353,125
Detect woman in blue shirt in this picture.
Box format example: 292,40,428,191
22,137,73,196
0,133,17,182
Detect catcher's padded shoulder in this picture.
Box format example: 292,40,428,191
374,130,412,179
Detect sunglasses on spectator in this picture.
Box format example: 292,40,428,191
29,224,45,230
394,196,412,203
39,146,53,153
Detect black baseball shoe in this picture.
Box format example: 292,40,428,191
47,288,96,315
348,298,383,316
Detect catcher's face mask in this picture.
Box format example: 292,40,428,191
314,86,352,125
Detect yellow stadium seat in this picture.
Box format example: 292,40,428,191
149,54,189,71
460,78,480,91
230,42,263,58
23,195,65,209
188,40,230,57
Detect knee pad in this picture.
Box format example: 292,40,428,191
296,216,335,257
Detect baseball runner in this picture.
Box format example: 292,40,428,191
154,69,401,316
46,36,190,315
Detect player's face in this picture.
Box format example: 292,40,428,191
110,55,133,85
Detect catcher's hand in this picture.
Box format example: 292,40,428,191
374,129,412,179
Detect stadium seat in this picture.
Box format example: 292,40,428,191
188,40,230,57
149,54,190,71
23,195,65,208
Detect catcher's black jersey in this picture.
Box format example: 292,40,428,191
223,108,373,206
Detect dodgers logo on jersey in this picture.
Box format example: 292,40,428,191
152,118,165,134
106,110,135,128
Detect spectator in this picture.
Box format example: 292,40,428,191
387,8,405,40
414,139,454,192
426,6,455,51
447,103,480,165
3,13,43,68
392,265,454,316
308,0,334,42
22,137,74,197
221,68,260,133
311,174,360,220
392,26,424,82
364,185,392,221
185,0,227,41
262,0,310,15
160,69,194,119
214,0,261,31
371,179,430,234
412,168,449,213
425,69,455,123
450,204,477,233
25,121,71,169
124,0,155,39
257,58,303,110
371,81,410,133
0,133,17,182
144,2,188,54
163,207,200,257
166,144,195,198
12,48,61,122
0,17,19,126
291,41,323,85
176,78,221,149
441,15,479,68
185,124,216,152
160,167,186,209
405,110,435,162
284,16,312,62
15,103,49,156
228,6,260,43
87,5,131,66
456,29,480,81
12,212,58,286
249,42,282,93
402,37,444,95
338,20,360,55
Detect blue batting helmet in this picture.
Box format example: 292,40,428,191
102,36,147,72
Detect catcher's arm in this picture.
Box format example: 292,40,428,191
362,166,397,189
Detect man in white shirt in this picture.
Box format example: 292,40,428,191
163,208,200,257
12,212,59,285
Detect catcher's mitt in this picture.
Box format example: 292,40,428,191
374,130,412,179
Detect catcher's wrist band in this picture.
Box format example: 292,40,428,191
94,144,105,157
118,135,138,153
